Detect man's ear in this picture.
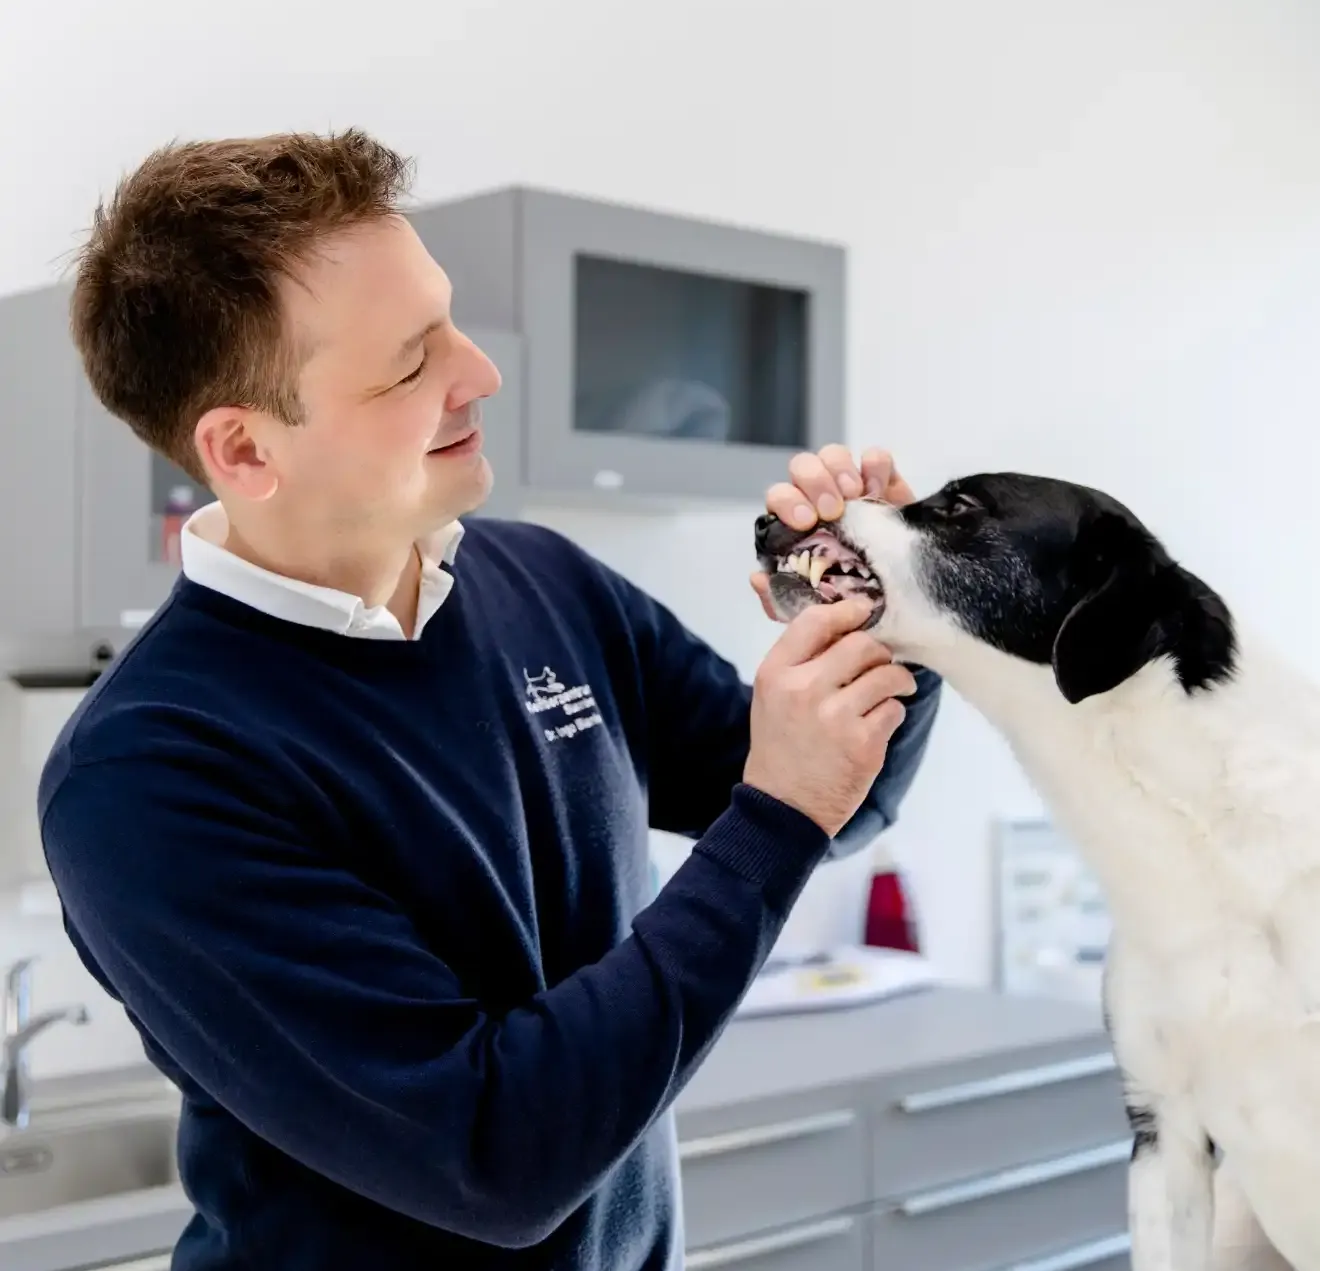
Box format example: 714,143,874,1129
1051,514,1168,705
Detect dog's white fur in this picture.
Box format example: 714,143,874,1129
838,498,1320,1271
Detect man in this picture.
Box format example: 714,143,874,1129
39,129,940,1270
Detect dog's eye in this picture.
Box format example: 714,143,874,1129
939,492,983,520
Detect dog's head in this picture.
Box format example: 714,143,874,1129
754,473,1237,704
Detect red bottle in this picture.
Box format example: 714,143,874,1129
863,868,922,954
161,484,196,566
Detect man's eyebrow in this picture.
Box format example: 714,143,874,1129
393,315,448,364
392,281,455,365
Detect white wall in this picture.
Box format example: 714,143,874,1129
1,0,1318,1032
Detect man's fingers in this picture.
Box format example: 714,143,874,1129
816,444,864,501
836,661,918,714
886,472,917,507
764,481,817,531
787,451,846,521
864,697,908,751
771,598,876,665
766,446,894,530
749,572,783,622
861,447,917,507
816,629,894,687
860,448,895,499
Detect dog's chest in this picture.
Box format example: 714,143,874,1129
1110,918,1320,1149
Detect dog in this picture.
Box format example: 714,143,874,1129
755,473,1320,1271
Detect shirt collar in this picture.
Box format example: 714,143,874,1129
179,501,464,641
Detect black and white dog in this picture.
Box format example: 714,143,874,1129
755,473,1319,1271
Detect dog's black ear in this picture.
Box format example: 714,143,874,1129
1051,513,1169,704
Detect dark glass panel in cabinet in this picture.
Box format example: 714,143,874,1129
573,254,809,450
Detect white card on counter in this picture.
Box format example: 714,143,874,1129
735,944,940,1019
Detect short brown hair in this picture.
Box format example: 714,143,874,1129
69,129,414,483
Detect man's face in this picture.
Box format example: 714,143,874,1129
265,215,501,541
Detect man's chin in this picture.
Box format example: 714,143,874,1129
445,454,494,518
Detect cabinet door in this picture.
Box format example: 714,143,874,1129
871,1046,1129,1203
686,1213,863,1271
679,1096,866,1250
519,189,844,505
0,284,79,637
77,379,200,633
871,1143,1130,1271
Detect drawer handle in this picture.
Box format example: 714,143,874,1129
686,1215,855,1269
678,1108,856,1162
997,1232,1132,1271
898,1051,1117,1114
898,1138,1131,1217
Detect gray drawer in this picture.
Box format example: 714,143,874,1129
678,1099,866,1248
872,1048,1128,1201
982,1233,1130,1271
871,1139,1130,1271
686,1213,864,1271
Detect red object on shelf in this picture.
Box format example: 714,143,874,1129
863,869,922,953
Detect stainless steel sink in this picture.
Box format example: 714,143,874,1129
0,1110,180,1219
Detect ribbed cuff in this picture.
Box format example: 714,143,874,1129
694,783,831,910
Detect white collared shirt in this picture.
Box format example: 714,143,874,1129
179,501,464,641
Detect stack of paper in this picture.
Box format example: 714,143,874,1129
736,944,940,1019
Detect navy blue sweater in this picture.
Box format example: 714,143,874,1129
38,519,939,1270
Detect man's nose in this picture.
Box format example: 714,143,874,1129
450,334,503,409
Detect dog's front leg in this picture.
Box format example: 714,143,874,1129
1128,1097,1216,1271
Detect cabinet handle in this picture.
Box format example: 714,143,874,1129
686,1215,855,1269
678,1108,856,1162
897,1051,1116,1114
898,1138,1131,1217
996,1232,1132,1271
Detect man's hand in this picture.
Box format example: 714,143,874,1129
751,445,915,622
744,597,917,837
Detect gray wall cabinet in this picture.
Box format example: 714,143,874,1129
408,186,846,509
0,285,80,644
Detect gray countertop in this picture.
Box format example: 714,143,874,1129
678,984,1106,1114
1,987,1109,1271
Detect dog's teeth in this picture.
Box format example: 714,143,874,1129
809,555,829,589
793,553,813,579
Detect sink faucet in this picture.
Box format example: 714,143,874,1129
2,957,90,1130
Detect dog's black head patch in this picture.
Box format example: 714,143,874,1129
901,473,1237,702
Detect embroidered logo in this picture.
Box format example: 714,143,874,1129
523,664,603,743
523,665,567,702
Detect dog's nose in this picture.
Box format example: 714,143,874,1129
754,513,778,555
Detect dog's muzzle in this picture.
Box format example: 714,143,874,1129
754,513,886,622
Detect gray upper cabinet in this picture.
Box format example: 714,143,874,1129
407,187,846,506
0,284,80,641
